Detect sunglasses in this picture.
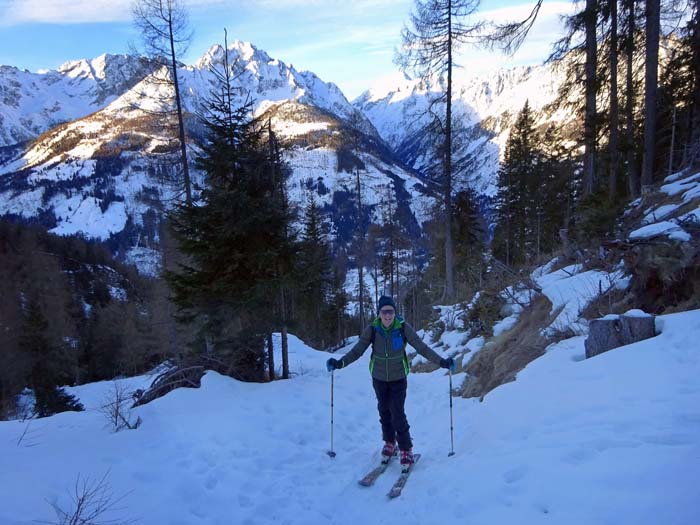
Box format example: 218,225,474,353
380,309,395,315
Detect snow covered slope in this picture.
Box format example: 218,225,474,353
0,54,155,147
1,306,698,524
0,42,434,274
354,64,571,197
0,41,579,275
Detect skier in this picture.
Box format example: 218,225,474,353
326,295,455,470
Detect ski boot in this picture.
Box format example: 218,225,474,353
400,448,415,473
381,441,397,464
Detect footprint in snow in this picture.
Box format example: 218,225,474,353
562,447,597,464
204,473,218,490
503,465,529,484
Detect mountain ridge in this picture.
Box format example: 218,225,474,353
0,41,437,275
0,40,573,275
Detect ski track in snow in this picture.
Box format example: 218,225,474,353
2,315,700,524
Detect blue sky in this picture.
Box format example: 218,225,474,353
0,0,573,99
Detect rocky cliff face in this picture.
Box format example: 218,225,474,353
0,54,156,147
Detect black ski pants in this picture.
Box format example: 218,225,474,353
372,377,412,451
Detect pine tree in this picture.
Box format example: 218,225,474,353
295,198,334,348
344,112,370,332
379,188,399,297
493,101,544,265
452,188,486,293
167,36,293,381
326,265,349,347
21,300,82,417
539,124,577,252
657,9,700,174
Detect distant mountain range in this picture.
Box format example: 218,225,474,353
0,41,571,275
354,65,569,197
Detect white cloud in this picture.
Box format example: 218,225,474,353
250,0,406,8
1,0,132,24
0,0,228,25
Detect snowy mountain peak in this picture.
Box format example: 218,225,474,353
194,41,276,71
355,71,415,105
0,40,422,274
353,61,567,196
55,53,141,82
229,39,272,64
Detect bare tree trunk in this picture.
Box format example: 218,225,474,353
625,0,639,197
358,255,365,330
133,0,192,205
641,0,660,188
281,324,289,380
356,164,365,332
278,280,289,379
373,255,379,307
266,119,290,380
395,245,400,306
411,247,418,325
397,0,480,302
609,0,620,200
669,105,677,175
444,0,456,301
166,7,191,205
690,0,700,152
267,333,275,381
583,0,598,197
505,167,511,267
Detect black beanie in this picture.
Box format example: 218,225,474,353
377,295,396,313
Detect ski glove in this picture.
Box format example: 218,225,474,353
326,358,342,371
440,357,456,372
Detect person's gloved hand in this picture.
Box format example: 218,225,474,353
326,358,342,371
440,357,456,372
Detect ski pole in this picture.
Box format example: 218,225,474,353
448,369,455,457
327,369,336,458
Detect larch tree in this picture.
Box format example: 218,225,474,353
132,0,193,204
396,0,483,302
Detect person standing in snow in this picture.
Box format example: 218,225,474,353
326,295,455,470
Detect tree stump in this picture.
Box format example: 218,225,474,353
585,312,656,359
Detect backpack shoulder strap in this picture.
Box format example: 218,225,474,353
369,323,405,347
397,318,407,346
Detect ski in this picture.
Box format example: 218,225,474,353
358,454,395,487
387,453,421,498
